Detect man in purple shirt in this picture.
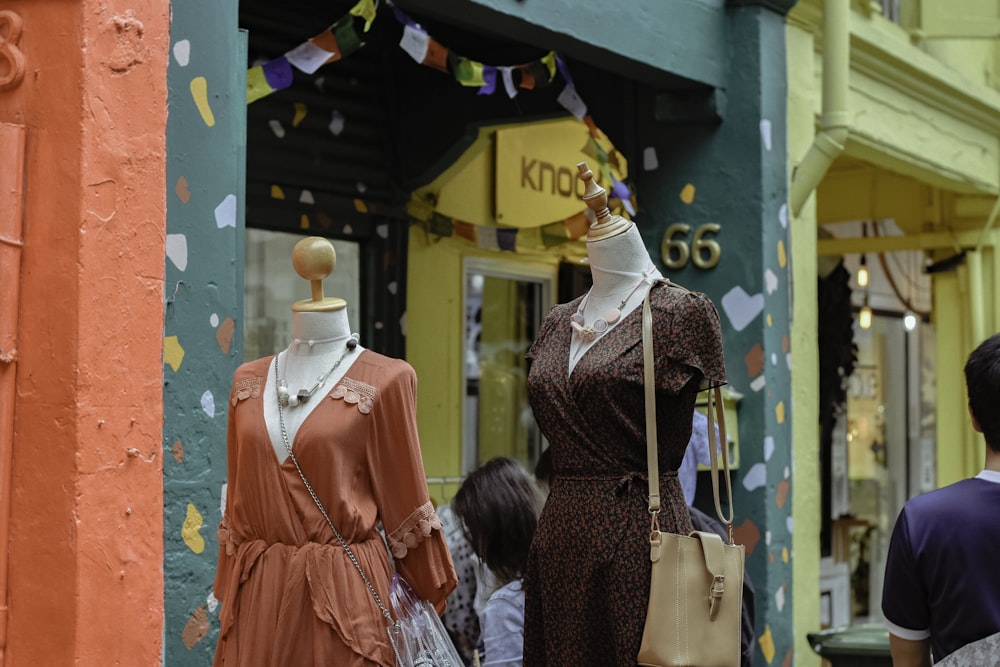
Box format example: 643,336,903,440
882,333,1000,665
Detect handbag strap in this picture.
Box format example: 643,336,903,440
642,287,736,543
273,357,397,629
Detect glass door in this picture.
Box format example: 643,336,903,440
462,257,555,474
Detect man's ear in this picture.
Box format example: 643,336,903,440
969,404,984,434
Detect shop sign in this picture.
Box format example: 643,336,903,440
494,118,626,228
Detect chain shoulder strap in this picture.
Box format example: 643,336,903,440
273,356,397,628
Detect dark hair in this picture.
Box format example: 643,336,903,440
451,458,542,585
533,447,553,487
965,333,1000,451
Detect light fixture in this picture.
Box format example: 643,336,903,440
903,311,918,332
857,254,869,288
859,296,873,330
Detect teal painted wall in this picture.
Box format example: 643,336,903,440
632,6,794,665
164,3,246,662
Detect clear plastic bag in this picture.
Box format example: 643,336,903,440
386,573,464,667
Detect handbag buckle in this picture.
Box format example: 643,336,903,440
708,575,725,620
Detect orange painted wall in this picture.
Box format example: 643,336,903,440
0,0,168,664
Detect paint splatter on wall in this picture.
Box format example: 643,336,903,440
164,6,245,664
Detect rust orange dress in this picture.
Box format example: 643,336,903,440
213,351,457,666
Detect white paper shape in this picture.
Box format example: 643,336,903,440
356,182,367,193
500,67,517,98
166,234,188,271
387,281,398,295
376,224,389,239
742,462,767,491
220,483,227,515
206,593,219,614
299,189,315,204
399,25,430,63
720,286,765,332
775,585,785,612
643,146,659,171
173,40,191,67
557,85,587,120
201,390,215,418
269,120,285,138
285,41,335,75
765,530,772,546
760,119,772,151
784,466,790,479
786,516,794,534
343,224,353,235
765,268,779,295
750,375,766,392
779,203,788,229
214,194,237,228
786,353,793,369
764,435,775,461
210,313,219,328
329,110,346,136
771,352,778,366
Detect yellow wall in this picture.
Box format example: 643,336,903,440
786,17,823,667
407,228,466,500
406,226,561,502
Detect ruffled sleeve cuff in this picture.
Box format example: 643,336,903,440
385,501,444,560
387,502,457,612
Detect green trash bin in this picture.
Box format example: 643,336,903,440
807,623,892,667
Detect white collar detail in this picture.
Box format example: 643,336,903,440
975,470,1000,484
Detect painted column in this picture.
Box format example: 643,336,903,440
163,2,246,663
634,4,798,664
0,0,169,664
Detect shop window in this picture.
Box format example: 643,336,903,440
462,257,554,474
244,228,361,361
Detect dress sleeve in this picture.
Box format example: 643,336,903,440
881,509,931,637
213,369,244,600
526,303,561,362
368,361,458,613
653,286,728,394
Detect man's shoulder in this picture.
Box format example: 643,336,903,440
899,478,997,537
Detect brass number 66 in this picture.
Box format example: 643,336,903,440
660,223,721,270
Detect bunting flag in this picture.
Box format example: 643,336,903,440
247,0,639,229
247,0,378,104
407,195,609,253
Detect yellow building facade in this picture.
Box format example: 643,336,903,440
788,0,1000,662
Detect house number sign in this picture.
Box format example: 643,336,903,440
0,10,26,91
660,223,722,270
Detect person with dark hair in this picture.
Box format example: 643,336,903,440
452,458,544,667
882,333,1000,665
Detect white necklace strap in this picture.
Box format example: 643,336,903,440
292,332,355,347
587,261,659,279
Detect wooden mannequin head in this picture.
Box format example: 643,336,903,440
291,236,347,312
578,162,632,242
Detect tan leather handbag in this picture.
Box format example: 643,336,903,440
637,288,745,667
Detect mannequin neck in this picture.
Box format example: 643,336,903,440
290,309,352,347
585,225,659,296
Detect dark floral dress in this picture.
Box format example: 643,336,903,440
524,280,727,667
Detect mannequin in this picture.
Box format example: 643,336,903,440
213,236,457,667
262,237,364,462
568,163,663,374
522,162,727,667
